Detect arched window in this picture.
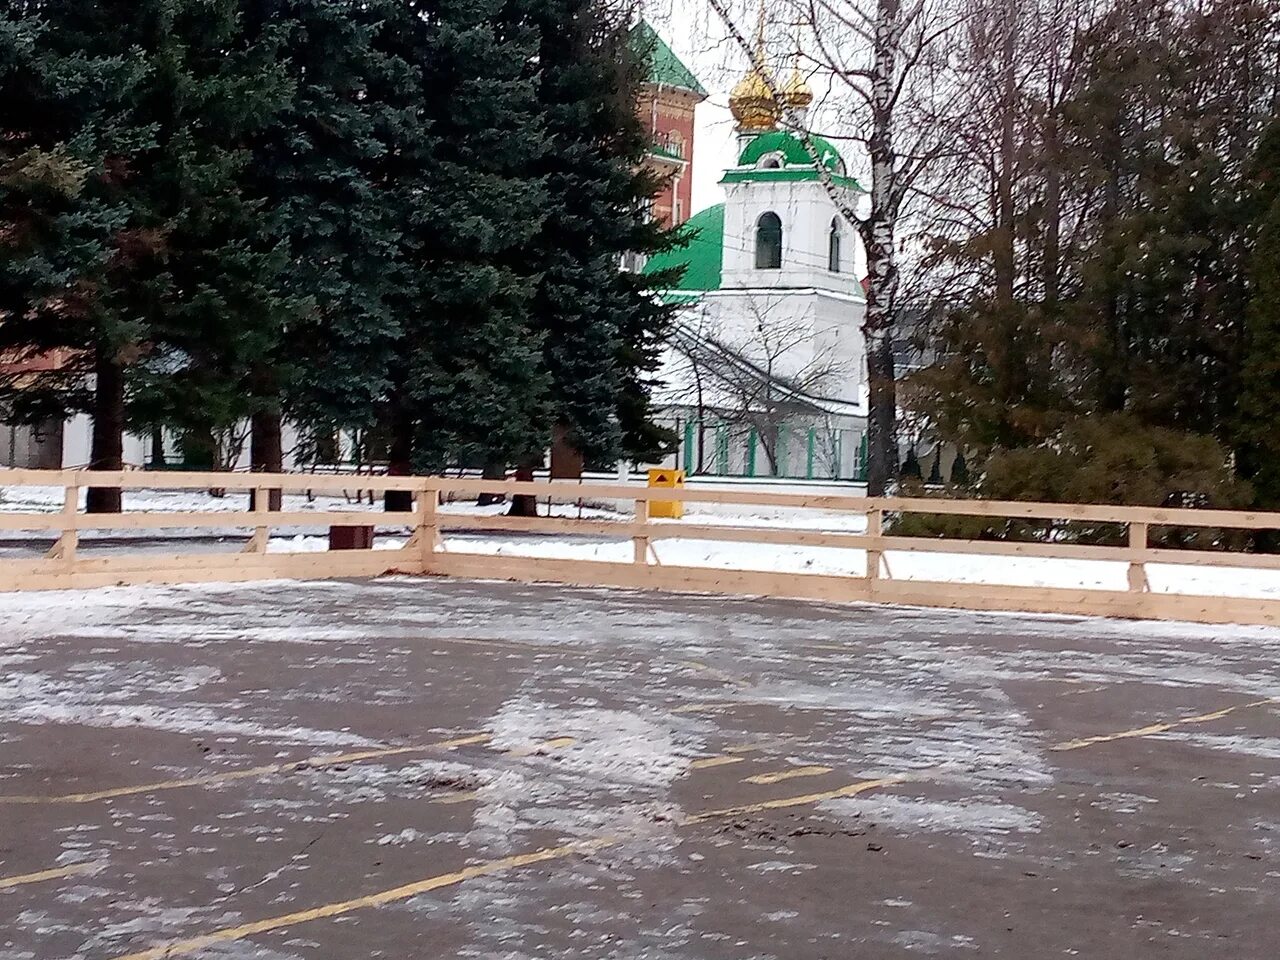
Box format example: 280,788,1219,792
828,218,842,273
755,212,782,269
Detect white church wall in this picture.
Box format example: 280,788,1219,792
721,179,863,295
812,292,866,404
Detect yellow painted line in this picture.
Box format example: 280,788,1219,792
682,776,907,824
0,861,100,891
1052,697,1279,752
725,743,771,755
670,702,734,714
743,765,833,785
503,736,576,759
435,793,483,808
110,838,619,960
689,755,744,771
0,733,492,805
110,775,903,960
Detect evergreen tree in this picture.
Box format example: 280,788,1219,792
516,6,680,483
1,1,293,511
121,0,297,493
1236,120,1280,512
237,0,409,487
0,3,143,482
375,0,551,509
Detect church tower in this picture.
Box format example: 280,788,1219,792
721,23,863,294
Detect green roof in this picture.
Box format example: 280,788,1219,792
721,167,864,190
738,130,845,172
643,203,723,296
630,21,707,96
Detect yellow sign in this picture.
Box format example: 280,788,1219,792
647,468,686,519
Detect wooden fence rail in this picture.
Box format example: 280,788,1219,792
1,468,1278,627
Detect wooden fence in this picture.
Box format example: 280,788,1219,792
1,468,1278,627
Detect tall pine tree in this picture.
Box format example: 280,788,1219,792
375,0,551,509
1,1,293,511
1236,120,1280,513
229,0,411,505
516,4,680,487
0,3,143,487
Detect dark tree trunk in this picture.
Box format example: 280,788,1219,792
478,459,508,506
864,323,898,497
549,423,583,479
384,403,414,512
86,344,124,514
508,461,538,517
149,428,165,468
249,408,284,511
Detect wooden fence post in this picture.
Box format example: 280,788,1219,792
416,479,439,564
1128,521,1149,593
865,506,883,582
45,482,79,563
242,485,270,553
633,496,650,565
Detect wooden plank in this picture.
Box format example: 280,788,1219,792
0,548,424,593
0,513,66,532
633,498,650,565
438,514,635,537
875,495,1280,530
6,468,1280,530
866,508,883,582
647,524,873,549
437,477,870,511
0,510,412,532
1127,522,1149,593
0,468,425,494
426,553,1280,628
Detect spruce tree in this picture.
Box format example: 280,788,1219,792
0,2,148,508
1236,120,1280,513
121,0,297,495
375,0,551,509
515,3,680,483
237,1,409,480
1,1,292,510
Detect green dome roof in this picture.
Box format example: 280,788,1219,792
643,203,723,297
737,130,845,173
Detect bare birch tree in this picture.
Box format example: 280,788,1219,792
669,296,850,474
702,0,961,494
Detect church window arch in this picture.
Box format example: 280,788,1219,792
828,218,842,273
755,212,783,269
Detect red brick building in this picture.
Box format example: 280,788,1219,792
631,22,706,228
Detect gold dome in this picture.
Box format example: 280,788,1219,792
779,67,812,109
729,2,779,132
729,66,779,131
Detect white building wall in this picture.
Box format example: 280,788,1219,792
721,178,863,294
58,414,147,468
61,414,92,468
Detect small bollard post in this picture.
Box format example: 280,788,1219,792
633,496,650,565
